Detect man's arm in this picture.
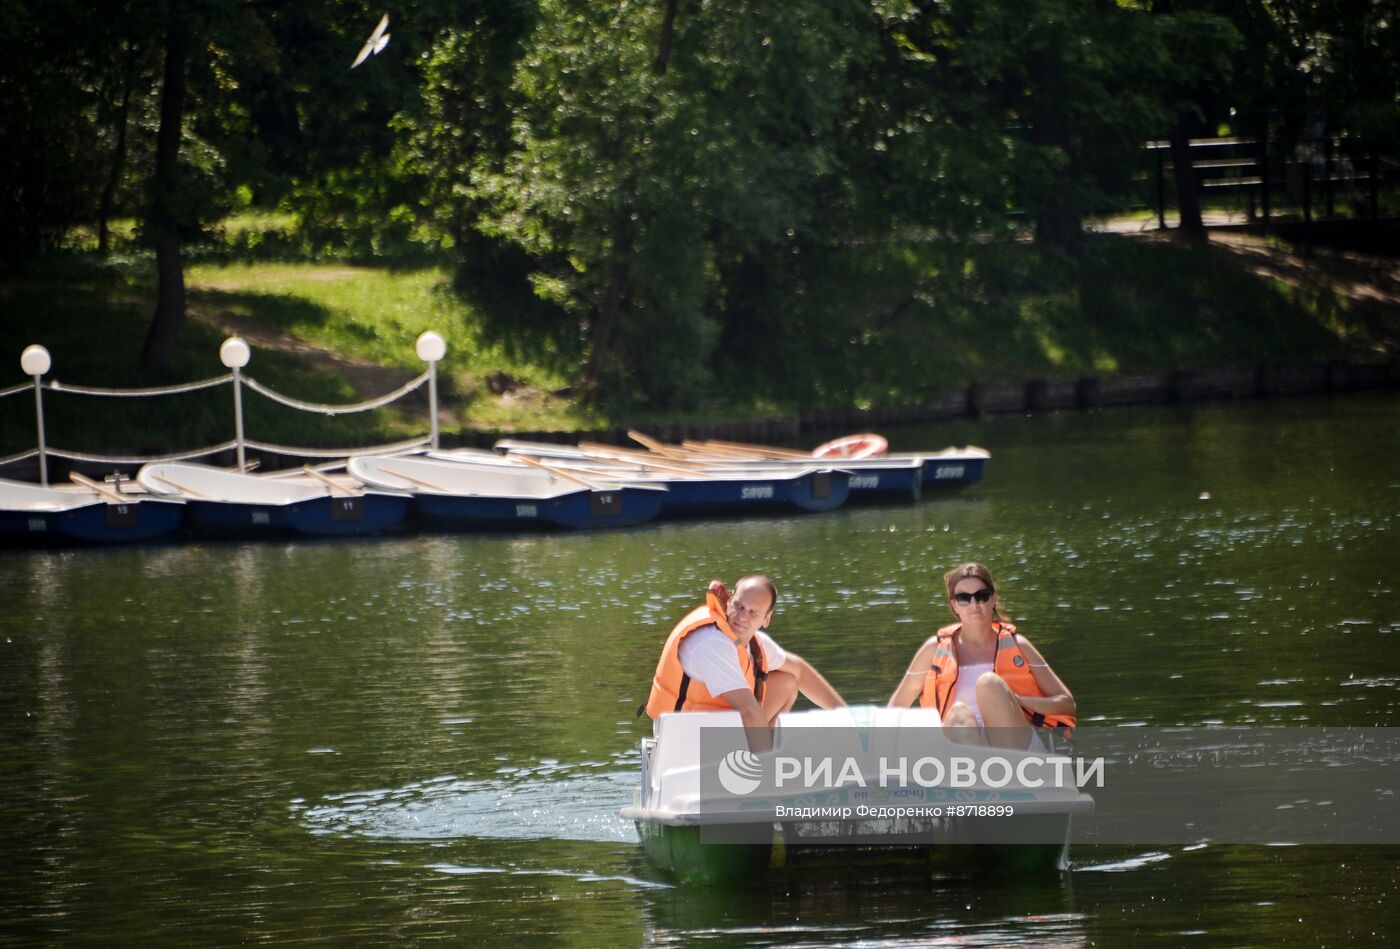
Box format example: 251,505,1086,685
719,688,775,752
780,652,846,709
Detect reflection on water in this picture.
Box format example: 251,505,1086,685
2,394,1398,945
639,869,1087,948
1077,851,1174,872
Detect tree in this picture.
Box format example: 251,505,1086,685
141,6,194,370
1146,2,1241,241
0,1,140,263
469,0,877,405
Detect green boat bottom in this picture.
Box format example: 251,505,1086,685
636,813,1072,885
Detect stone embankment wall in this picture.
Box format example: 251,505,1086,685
451,359,1400,449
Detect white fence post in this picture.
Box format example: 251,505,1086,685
20,345,51,485
416,331,446,450
220,337,251,471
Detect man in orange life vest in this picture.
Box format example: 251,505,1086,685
644,575,846,750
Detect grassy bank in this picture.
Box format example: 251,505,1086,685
2,228,1393,460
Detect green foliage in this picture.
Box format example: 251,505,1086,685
469,0,879,407
1,237,1382,449
3,0,1397,409
0,0,155,260
714,234,1354,411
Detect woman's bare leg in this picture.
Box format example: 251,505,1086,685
975,672,1034,750
943,701,984,745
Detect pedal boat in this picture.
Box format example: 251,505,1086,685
621,706,1093,884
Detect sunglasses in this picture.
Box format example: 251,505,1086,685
952,588,994,605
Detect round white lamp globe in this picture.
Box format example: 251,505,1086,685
220,337,251,369
416,330,446,363
20,344,51,377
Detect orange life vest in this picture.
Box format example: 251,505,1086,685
643,593,769,718
918,622,1075,736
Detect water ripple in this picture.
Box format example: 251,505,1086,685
295,762,639,844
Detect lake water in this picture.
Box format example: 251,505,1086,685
3,393,1398,945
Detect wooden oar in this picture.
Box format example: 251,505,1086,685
698,438,810,460
568,446,713,476
678,439,762,459
149,473,211,499
301,465,361,497
512,453,605,489
68,471,127,503
677,440,793,462
575,441,668,461
576,442,712,470
625,429,709,460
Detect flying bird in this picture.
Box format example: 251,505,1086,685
351,13,390,69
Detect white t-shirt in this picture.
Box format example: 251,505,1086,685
677,625,787,698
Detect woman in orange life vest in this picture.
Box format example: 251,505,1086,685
887,563,1075,751
645,575,846,750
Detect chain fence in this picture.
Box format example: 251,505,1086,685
2,347,442,480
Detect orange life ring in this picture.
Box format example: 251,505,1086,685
812,433,889,458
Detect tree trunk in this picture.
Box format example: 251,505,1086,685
98,41,138,254
653,0,679,75
1168,121,1206,241
141,16,189,372
1028,73,1083,253
583,220,634,396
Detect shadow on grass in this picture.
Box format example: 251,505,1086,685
720,234,1372,413
188,286,339,337
0,277,412,458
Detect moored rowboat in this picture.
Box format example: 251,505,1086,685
0,475,184,544
432,447,852,516
348,454,665,530
136,462,409,538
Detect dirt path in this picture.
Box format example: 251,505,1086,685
1105,222,1400,357
1209,232,1400,311
186,302,422,401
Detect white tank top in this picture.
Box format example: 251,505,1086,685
952,661,994,726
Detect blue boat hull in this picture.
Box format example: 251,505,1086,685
284,494,410,537
413,486,663,531
838,466,922,503
183,500,295,538
0,499,184,545
184,495,409,538
920,457,986,490
655,471,849,517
